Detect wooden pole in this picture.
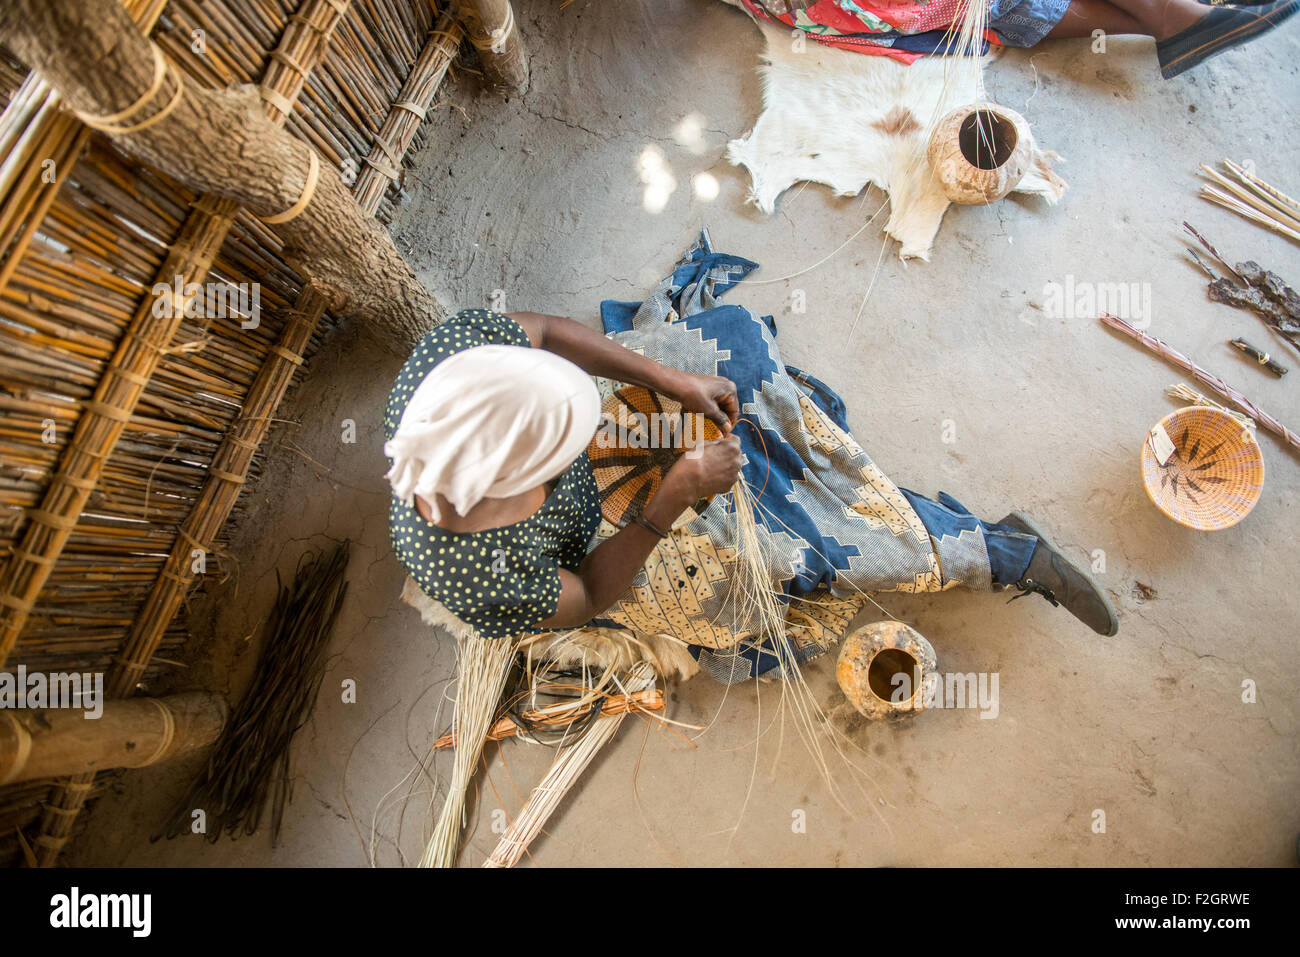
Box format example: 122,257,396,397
0,0,352,671
27,16,464,867
0,691,227,786
455,0,529,95
0,0,445,351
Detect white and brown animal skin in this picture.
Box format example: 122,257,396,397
726,20,1067,260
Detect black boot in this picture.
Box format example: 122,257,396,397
997,511,1119,637
1158,1,1300,79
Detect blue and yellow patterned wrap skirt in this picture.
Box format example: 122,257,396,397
592,231,997,681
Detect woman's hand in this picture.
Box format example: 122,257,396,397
662,435,743,502
508,312,739,434
546,435,743,630
668,372,739,434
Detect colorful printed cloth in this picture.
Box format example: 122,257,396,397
739,0,1070,64
594,231,1031,682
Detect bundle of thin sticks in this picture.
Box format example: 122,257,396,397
432,684,665,749
420,631,516,868
423,632,670,866
1100,314,1299,454
1199,160,1300,244
1166,383,1255,430
154,541,349,845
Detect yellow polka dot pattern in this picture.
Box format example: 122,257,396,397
385,310,601,639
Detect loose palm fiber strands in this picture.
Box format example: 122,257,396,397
419,628,516,868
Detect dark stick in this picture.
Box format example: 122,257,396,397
1183,222,1244,284
1229,338,1288,376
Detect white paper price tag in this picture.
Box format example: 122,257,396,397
1147,423,1176,466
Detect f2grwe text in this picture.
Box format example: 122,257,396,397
49,886,151,937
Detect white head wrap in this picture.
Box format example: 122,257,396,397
384,344,601,523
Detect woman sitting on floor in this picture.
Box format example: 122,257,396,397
384,233,1117,682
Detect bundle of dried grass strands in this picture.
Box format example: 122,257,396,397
154,542,349,845
410,620,699,869
1199,160,1300,244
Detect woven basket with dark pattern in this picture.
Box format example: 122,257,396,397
587,386,722,530
1140,406,1264,531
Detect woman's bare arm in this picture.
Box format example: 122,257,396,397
539,436,741,630
509,310,739,432
505,309,743,628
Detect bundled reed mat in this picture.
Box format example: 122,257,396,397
0,0,461,866
154,541,348,845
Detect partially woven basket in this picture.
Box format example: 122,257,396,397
587,386,721,530
1140,406,1264,531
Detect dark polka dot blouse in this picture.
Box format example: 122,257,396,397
385,309,601,639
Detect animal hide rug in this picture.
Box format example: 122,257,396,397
727,22,1068,259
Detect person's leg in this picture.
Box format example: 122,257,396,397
1048,0,1208,38
899,490,1038,587
998,511,1119,636
1038,0,1300,77
1046,0,1155,36
900,490,1119,636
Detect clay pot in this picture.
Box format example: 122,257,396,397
926,103,1032,205
836,621,937,721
